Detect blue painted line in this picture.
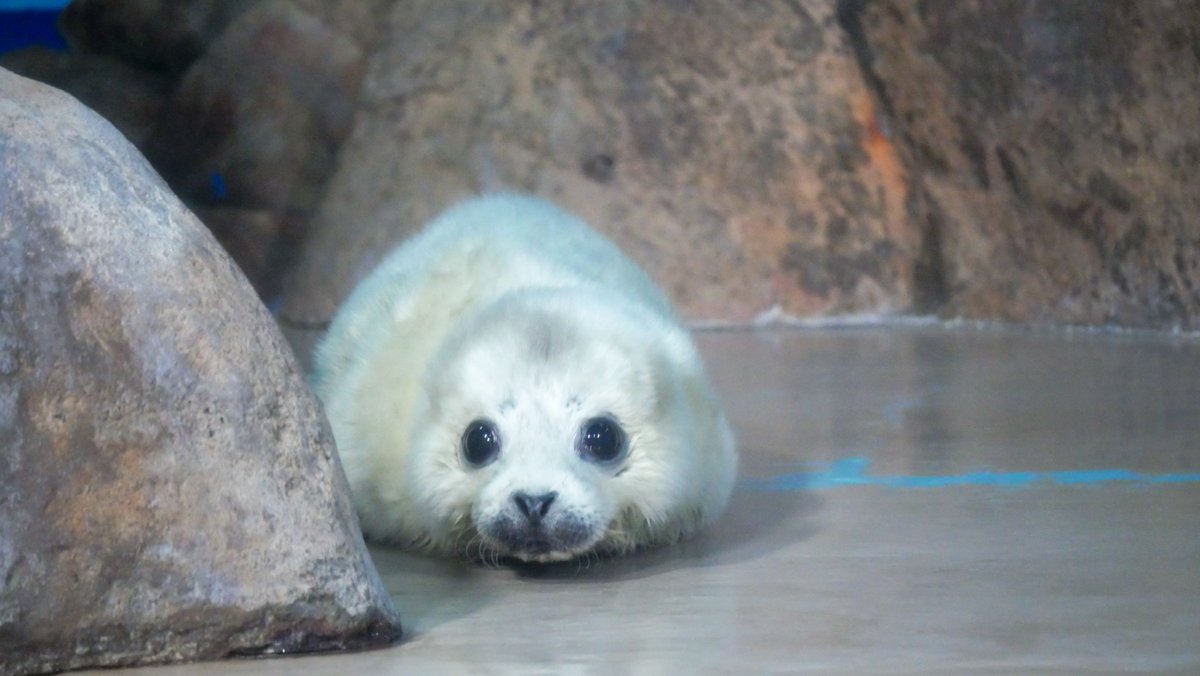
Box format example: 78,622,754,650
745,458,1200,492
1146,473,1200,484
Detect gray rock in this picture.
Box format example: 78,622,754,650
0,68,400,676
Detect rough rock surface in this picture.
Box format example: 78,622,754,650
146,0,368,216
0,47,170,148
1,0,377,300
0,68,400,676
279,0,922,330
852,0,1200,330
7,0,1199,333
140,0,371,300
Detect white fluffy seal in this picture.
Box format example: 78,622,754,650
313,195,736,562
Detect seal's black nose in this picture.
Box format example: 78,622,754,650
512,491,558,524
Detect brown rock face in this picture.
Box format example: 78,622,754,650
141,0,370,300
0,47,170,147
1,0,376,302
8,0,1198,333
853,0,1200,329
280,0,921,329
0,68,400,676
146,0,367,215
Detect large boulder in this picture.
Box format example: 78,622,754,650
853,0,1200,330
0,68,400,676
278,0,924,333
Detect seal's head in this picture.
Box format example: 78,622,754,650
402,288,736,562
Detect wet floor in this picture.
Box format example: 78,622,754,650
89,325,1200,674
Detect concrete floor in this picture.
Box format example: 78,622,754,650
91,325,1200,674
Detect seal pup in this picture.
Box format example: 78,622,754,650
313,194,737,563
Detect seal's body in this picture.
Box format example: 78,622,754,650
313,195,736,562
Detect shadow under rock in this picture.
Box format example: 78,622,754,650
365,545,498,636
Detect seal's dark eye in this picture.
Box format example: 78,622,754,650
578,416,626,464
462,419,501,467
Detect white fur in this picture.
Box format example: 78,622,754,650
313,195,737,562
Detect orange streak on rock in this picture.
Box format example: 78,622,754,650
853,89,908,236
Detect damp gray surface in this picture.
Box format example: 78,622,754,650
83,326,1200,674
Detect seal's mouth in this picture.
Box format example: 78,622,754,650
478,515,597,563
514,535,554,555
488,528,556,559
496,528,583,562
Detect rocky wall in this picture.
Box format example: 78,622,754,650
3,0,1197,334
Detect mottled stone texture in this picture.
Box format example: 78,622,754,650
142,0,370,300
0,47,170,147
146,0,367,218
0,0,375,300
852,0,1200,329
0,69,400,676
279,0,920,330
6,0,1199,332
